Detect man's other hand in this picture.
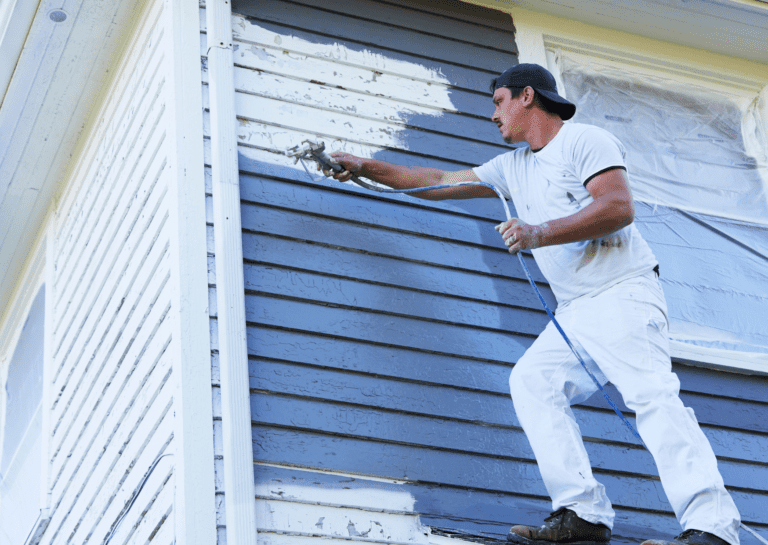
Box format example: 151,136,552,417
496,218,547,254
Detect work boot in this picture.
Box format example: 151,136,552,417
642,530,731,545
507,508,611,545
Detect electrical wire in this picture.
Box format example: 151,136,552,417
103,452,174,544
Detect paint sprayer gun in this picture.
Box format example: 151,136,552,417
286,140,383,192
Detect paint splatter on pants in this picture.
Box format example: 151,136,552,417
510,271,741,545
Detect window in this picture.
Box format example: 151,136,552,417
552,50,768,224
0,286,44,545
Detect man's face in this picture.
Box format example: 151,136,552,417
491,87,525,144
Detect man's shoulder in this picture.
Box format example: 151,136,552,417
485,145,531,167
561,122,615,140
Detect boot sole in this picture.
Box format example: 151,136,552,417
508,532,611,545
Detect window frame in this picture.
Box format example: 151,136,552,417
511,6,768,374
0,222,51,544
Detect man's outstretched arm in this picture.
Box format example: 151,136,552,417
325,152,497,201
497,168,635,253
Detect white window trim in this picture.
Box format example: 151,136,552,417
0,215,50,544
511,7,768,375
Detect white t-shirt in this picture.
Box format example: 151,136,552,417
474,123,658,305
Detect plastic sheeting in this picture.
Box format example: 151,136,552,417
556,52,768,225
554,52,768,359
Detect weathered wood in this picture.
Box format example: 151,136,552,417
235,0,516,51
52,116,168,387
251,427,768,522
246,296,534,363
53,41,167,322
672,364,768,404
49,292,172,510
240,205,545,285
53,101,167,361
43,347,173,544
238,174,513,250
252,464,682,542
256,497,429,543
96,450,174,545
252,393,766,493
51,169,170,433
228,71,503,146
50,207,170,448
233,95,504,167
65,376,174,544
232,135,521,217
230,0,513,73
242,267,548,336
248,356,768,465
224,51,497,119
247,326,768,443
242,236,549,310
223,15,504,95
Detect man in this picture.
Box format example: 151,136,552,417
323,63,740,545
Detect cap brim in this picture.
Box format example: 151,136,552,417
537,89,576,121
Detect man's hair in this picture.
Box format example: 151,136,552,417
490,82,558,116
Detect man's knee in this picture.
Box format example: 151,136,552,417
509,360,541,402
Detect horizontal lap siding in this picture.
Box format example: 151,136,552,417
41,1,175,543
213,0,768,542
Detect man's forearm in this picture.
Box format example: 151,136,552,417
359,159,445,190
497,183,635,254
538,195,634,247
328,152,492,200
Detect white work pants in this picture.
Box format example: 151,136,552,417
510,272,740,545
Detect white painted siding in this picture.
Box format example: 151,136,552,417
39,0,176,542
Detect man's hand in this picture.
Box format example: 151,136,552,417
496,218,547,254
318,152,365,182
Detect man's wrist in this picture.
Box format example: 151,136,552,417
533,222,550,249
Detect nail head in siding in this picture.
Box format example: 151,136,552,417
48,9,67,22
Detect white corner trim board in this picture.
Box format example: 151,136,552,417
205,0,258,542
163,0,218,542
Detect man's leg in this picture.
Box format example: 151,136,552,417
509,319,614,529
570,273,740,545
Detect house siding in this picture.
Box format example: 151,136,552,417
203,0,768,543
39,0,176,542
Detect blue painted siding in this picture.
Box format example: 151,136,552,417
208,0,768,541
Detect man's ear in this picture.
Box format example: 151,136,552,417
522,86,537,107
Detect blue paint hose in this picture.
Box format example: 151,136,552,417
287,141,644,442
290,142,767,544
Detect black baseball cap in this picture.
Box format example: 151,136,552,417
492,63,576,120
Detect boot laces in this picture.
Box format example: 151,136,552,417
544,508,570,523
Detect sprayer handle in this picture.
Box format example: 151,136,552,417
314,150,344,173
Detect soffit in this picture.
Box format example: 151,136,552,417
504,0,768,65
0,0,138,319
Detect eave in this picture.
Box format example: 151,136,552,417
0,0,140,321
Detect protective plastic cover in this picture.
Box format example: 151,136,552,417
555,51,768,360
